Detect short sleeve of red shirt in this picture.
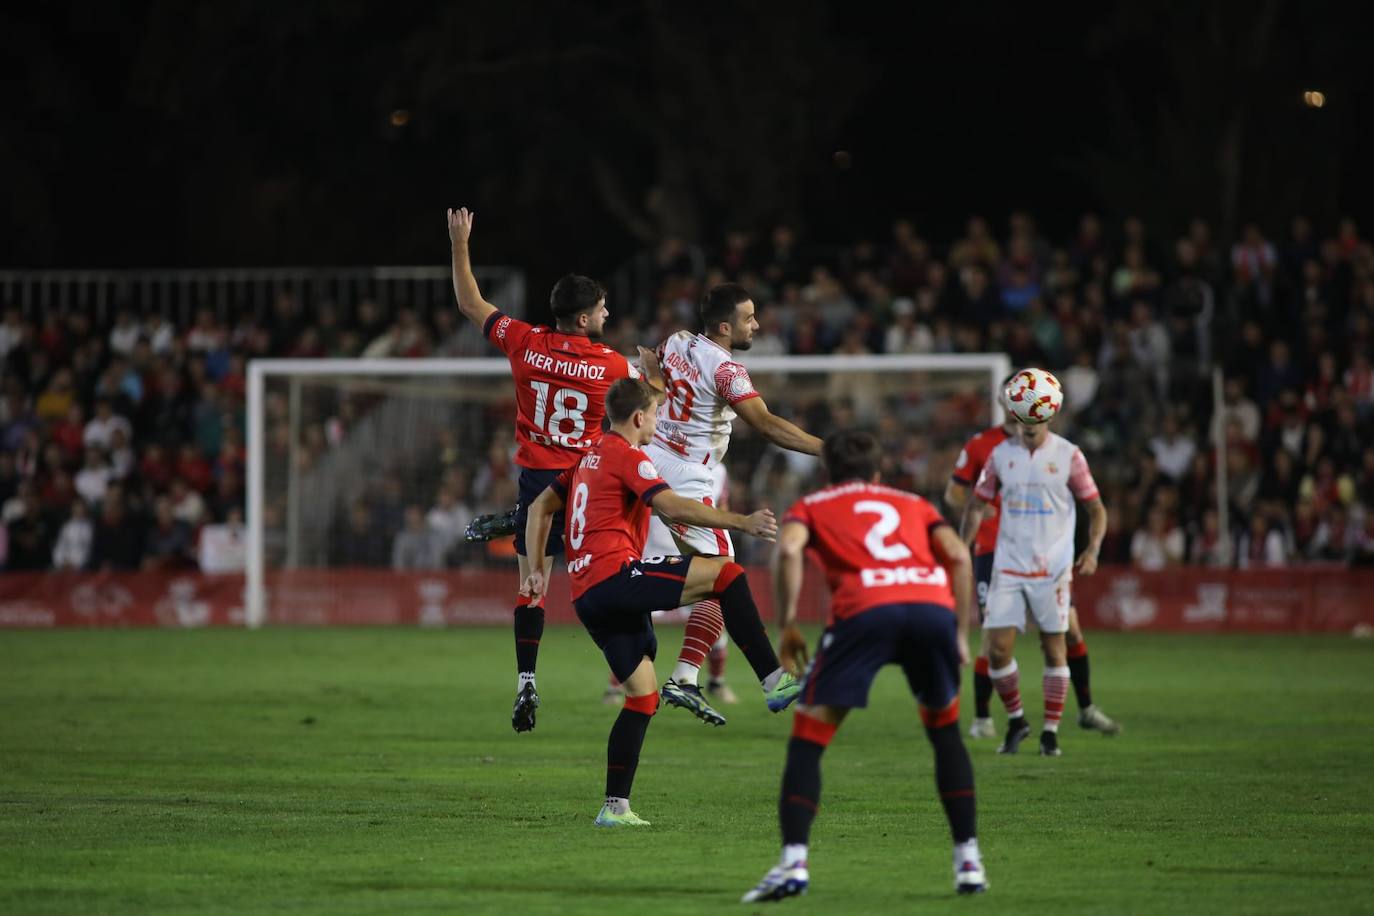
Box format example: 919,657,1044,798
714,361,760,406
782,498,812,530
950,444,978,486
617,447,671,506
973,452,1000,501
915,497,951,537
551,465,575,500
1068,448,1100,501
482,311,533,357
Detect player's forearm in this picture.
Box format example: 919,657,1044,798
1086,501,1107,554
772,548,804,629
948,555,973,637
525,506,554,570
943,481,968,517
960,501,986,547
761,415,823,456
449,240,488,323
660,497,748,532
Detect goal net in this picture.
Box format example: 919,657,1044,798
246,353,1011,628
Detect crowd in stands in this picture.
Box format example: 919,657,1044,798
3,210,1373,573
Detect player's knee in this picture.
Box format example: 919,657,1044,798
919,696,961,731
712,561,745,595
791,710,838,747
624,692,660,716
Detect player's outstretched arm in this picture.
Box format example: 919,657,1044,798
650,489,777,541
771,520,811,676
446,207,499,331
520,486,566,601
733,397,823,456
1075,497,1107,576
931,524,974,666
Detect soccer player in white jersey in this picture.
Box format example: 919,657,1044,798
644,283,824,725
963,411,1107,757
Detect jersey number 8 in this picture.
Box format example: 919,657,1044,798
569,482,590,549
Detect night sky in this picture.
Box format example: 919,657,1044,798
3,1,1370,279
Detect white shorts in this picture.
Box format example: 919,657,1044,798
643,448,733,559
983,567,1072,634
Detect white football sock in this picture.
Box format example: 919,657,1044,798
518,672,536,692
761,667,785,692
782,844,808,868
604,796,630,815
671,661,701,686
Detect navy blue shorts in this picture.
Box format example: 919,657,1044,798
801,602,961,712
514,467,566,557
973,552,994,617
573,557,690,682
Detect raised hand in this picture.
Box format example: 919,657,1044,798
519,569,547,602
447,207,474,246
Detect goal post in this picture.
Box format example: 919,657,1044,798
245,352,1011,629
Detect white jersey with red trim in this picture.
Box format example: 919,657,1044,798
973,432,1099,581
650,331,760,469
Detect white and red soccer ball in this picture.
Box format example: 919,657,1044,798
1004,367,1063,424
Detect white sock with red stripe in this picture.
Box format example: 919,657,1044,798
990,659,1023,719
1043,665,1070,732
673,599,724,686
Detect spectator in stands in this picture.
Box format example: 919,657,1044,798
1149,412,1195,481
392,505,444,570
107,426,135,480
1232,223,1278,309
331,501,389,567
83,398,131,451
1217,377,1261,445
73,447,111,507
427,483,473,559
1188,507,1231,567
1236,509,1288,568
199,506,246,573
51,498,92,570
108,308,142,357
169,476,207,526
884,298,933,353
142,496,194,570
1131,505,1185,570
5,487,53,570
87,487,144,571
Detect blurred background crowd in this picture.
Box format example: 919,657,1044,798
4,210,1373,574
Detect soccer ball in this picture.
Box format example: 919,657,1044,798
1004,368,1063,424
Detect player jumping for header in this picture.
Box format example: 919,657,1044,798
447,207,662,733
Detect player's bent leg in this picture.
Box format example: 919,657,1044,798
682,557,799,712
742,705,848,903
596,656,658,828
1065,605,1122,735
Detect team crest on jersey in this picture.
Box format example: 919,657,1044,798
1047,462,1059,474
729,374,752,398
637,460,659,479
495,316,511,339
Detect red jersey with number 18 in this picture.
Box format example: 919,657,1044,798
783,481,954,624
483,311,640,469
553,432,670,599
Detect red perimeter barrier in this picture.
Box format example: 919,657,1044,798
1,566,1371,632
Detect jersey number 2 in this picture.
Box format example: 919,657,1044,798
530,381,588,444
853,500,913,562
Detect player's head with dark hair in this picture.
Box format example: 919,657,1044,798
605,377,663,444
550,274,609,339
700,283,758,351
823,429,882,483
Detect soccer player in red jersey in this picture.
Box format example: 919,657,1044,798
447,207,663,733
743,430,987,902
521,378,789,827
945,394,1121,740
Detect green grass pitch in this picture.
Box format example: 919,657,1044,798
2,626,1373,914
